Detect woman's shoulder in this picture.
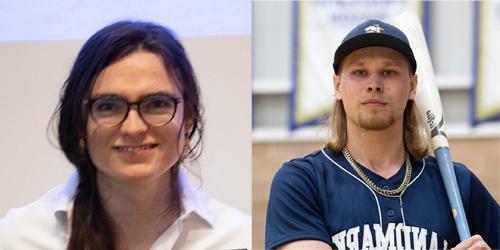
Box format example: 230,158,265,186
195,196,250,249
177,181,250,249
0,184,70,249
0,173,77,248
0,183,67,225
204,194,251,230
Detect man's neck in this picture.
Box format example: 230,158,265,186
346,121,406,179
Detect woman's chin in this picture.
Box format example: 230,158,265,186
104,163,170,184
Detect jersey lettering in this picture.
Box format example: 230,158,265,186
402,224,412,249
331,223,448,250
346,226,360,249
374,223,396,249
332,229,346,249
361,224,374,249
429,231,438,250
411,226,427,250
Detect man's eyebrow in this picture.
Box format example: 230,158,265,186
381,60,401,66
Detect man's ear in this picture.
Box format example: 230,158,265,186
333,74,342,100
409,74,418,100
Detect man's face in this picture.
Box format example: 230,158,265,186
333,46,417,131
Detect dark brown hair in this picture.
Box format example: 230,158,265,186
55,20,203,249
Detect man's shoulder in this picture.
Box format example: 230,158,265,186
280,147,337,173
421,154,489,198
270,147,346,193
423,155,472,178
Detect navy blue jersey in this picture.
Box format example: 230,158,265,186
265,147,499,249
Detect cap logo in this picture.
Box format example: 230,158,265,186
364,24,384,33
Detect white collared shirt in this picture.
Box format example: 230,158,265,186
0,172,250,250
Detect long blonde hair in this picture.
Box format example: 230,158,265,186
326,99,430,160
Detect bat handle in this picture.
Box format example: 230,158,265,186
435,147,471,241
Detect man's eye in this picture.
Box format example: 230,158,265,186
383,70,397,76
353,70,366,76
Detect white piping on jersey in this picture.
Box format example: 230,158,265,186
399,196,406,226
321,149,383,227
399,159,426,226
321,149,427,229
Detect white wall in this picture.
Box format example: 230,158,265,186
0,0,250,41
0,35,251,216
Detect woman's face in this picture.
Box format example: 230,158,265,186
86,50,189,184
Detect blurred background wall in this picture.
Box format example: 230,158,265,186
252,1,500,248
0,0,251,217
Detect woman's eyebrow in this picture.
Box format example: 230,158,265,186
89,91,179,100
140,91,179,99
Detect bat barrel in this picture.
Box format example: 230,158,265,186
435,147,471,240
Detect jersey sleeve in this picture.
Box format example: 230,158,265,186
265,160,332,249
457,163,500,249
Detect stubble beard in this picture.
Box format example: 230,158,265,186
357,111,396,130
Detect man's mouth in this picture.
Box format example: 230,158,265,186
362,99,386,105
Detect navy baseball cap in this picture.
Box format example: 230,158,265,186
333,19,417,74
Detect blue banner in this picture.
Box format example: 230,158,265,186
471,1,500,125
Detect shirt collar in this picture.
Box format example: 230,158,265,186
53,171,78,227
53,170,215,228
178,170,214,227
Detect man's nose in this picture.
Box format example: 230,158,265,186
367,74,384,92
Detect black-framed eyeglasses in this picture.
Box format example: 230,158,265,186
84,94,181,128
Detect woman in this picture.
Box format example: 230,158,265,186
0,21,249,249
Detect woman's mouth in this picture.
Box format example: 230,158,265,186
112,144,159,161
113,144,159,152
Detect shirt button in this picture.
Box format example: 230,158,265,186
383,185,390,190
387,209,395,216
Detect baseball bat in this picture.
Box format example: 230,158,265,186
392,12,471,240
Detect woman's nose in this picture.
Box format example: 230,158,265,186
120,108,148,137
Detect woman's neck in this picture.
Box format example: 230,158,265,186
97,171,181,249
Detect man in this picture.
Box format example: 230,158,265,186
265,19,498,250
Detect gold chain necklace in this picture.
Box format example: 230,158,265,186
342,147,412,197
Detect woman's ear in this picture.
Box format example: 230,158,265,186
183,116,195,140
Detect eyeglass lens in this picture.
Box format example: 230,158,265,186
90,95,177,127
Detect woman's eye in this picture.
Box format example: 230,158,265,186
148,100,169,108
143,97,175,113
96,102,117,111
